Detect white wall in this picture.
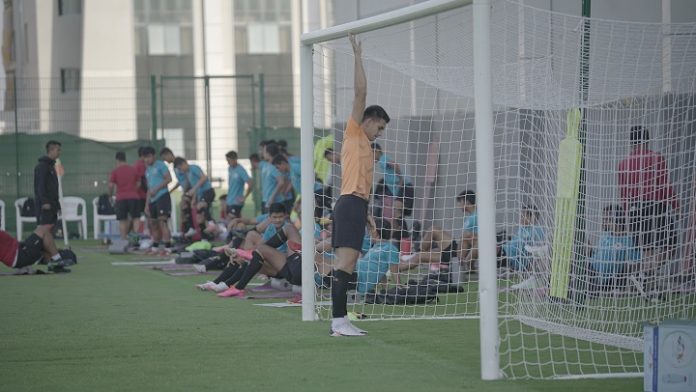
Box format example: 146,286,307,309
80,0,137,141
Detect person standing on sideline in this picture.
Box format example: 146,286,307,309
330,34,390,337
160,147,194,235
142,146,172,252
618,126,678,255
108,151,141,240
133,146,148,234
33,140,71,272
225,151,253,219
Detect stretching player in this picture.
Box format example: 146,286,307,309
0,229,72,273
330,34,390,337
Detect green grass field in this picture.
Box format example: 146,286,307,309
0,242,643,391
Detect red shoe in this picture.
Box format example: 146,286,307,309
217,286,246,298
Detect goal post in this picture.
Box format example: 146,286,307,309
299,0,696,381
300,0,480,322
298,0,498,379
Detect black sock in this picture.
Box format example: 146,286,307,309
164,241,172,248
213,263,240,284
152,242,160,248
234,251,264,290
224,263,248,286
331,269,352,318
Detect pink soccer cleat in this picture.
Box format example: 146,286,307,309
217,286,246,298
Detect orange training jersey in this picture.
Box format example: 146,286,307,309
340,117,373,200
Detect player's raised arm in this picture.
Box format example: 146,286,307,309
349,34,366,124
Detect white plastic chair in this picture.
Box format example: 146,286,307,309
0,200,5,231
60,196,88,239
14,197,37,240
92,197,117,240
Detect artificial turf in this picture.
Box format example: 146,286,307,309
0,242,642,391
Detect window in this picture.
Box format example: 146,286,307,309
148,24,181,55
247,23,279,54
57,0,82,16
60,68,81,93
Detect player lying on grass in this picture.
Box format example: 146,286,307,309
196,203,294,292
0,229,73,273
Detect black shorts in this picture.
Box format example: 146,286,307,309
36,204,58,226
149,195,172,219
332,194,368,252
134,199,146,217
115,199,140,220
226,204,244,219
16,233,44,268
199,188,215,206
278,253,302,286
628,201,676,249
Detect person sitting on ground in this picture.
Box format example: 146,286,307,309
499,205,546,271
398,225,457,278
197,203,293,292
354,218,400,295
0,229,73,273
586,205,641,293
215,203,301,297
225,150,253,219
173,157,216,239
458,190,478,271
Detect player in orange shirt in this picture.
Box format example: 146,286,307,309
329,34,390,337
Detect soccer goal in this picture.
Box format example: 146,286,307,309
299,0,696,380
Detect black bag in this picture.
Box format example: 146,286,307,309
175,249,217,264
58,249,78,265
21,197,36,217
197,253,228,271
366,282,439,305
97,194,115,215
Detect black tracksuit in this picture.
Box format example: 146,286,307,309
34,156,60,220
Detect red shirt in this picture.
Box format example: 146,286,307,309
0,231,19,268
618,147,678,209
109,164,140,201
133,159,147,200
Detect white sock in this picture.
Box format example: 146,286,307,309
51,254,61,261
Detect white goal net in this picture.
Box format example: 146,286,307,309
304,0,696,379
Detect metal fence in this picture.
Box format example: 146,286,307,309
0,74,302,235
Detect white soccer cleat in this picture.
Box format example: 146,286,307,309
211,282,229,293
330,319,365,337
184,228,197,238
196,281,216,291
346,320,368,335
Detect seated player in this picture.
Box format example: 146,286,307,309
354,219,399,294
457,190,478,271
0,229,72,273
216,205,302,298
499,206,546,271
398,226,457,274
587,205,641,293
196,203,293,292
